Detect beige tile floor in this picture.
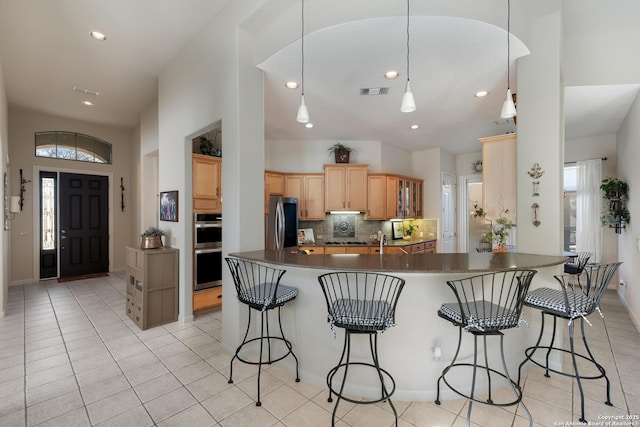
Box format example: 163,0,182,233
1,272,639,426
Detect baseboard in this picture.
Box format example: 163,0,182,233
617,288,640,333
9,279,33,287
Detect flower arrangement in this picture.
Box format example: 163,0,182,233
491,211,513,246
404,223,418,236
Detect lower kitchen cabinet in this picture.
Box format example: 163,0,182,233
193,287,222,312
299,246,325,254
126,246,178,330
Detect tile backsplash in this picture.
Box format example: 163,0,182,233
299,215,437,243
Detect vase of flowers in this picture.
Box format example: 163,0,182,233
491,209,513,252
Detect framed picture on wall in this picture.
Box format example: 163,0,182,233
160,190,179,222
392,221,404,240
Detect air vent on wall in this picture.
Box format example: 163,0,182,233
360,87,389,96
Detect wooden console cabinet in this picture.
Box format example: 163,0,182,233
126,247,179,330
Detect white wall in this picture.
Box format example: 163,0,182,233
0,53,9,316
616,93,640,329
7,107,132,283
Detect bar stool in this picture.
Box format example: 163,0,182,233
563,251,591,274
518,262,621,423
435,269,537,427
225,257,300,406
317,271,405,426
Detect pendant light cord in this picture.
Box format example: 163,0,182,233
506,0,511,91
301,0,305,96
406,0,410,82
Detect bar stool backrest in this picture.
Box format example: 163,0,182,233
225,258,288,311
442,270,537,332
554,262,621,318
564,251,591,274
317,271,405,332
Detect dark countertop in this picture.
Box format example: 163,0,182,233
229,250,568,274
301,238,436,248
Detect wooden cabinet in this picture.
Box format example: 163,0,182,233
193,287,222,312
324,164,368,212
193,154,222,213
367,174,387,220
126,247,178,330
264,171,285,213
481,133,516,223
325,246,347,254
385,175,424,219
284,174,325,220
299,246,325,255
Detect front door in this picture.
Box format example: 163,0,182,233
59,173,109,278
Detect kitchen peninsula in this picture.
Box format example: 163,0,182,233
228,249,567,401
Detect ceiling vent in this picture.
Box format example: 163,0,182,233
360,87,389,96
72,86,100,97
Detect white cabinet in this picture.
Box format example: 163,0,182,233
480,133,517,223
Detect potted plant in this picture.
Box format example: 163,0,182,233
491,208,513,252
600,178,630,233
404,223,418,240
141,226,165,249
328,142,352,163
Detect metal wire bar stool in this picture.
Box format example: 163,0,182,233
317,271,405,427
435,269,537,427
563,251,591,274
518,262,621,423
225,257,300,406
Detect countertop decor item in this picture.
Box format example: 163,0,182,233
328,142,352,163
140,226,165,249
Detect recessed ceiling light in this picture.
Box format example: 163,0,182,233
475,90,489,98
305,122,313,128
82,101,94,106
410,124,420,130
90,31,107,41
384,71,399,79
286,81,299,89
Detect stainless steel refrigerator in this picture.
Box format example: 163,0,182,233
265,196,299,250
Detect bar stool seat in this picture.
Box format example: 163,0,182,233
318,271,405,427
225,257,300,406
435,269,537,427
518,262,621,423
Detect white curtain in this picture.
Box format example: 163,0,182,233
576,159,603,262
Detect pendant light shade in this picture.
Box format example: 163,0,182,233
500,89,516,119
401,81,416,113
296,0,310,123
297,95,310,123
401,0,415,113
500,0,516,119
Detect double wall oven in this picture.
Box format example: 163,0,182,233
193,213,222,291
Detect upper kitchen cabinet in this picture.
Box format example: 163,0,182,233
264,171,285,213
193,154,222,213
324,164,368,212
480,133,516,223
385,175,424,219
367,174,387,220
284,173,325,220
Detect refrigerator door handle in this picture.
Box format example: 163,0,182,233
275,199,284,250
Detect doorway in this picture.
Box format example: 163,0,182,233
441,173,457,253
39,171,110,279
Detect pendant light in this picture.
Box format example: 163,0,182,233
400,0,416,113
500,0,517,119
296,0,310,123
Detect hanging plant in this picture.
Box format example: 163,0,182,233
600,178,629,233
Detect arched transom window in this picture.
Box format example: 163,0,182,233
35,131,112,164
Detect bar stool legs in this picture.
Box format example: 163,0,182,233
518,311,612,423
326,329,397,427
228,305,300,406
435,329,532,427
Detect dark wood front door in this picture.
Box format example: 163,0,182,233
59,173,109,278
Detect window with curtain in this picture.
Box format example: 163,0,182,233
575,159,603,262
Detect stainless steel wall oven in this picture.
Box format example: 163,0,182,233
194,213,222,291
